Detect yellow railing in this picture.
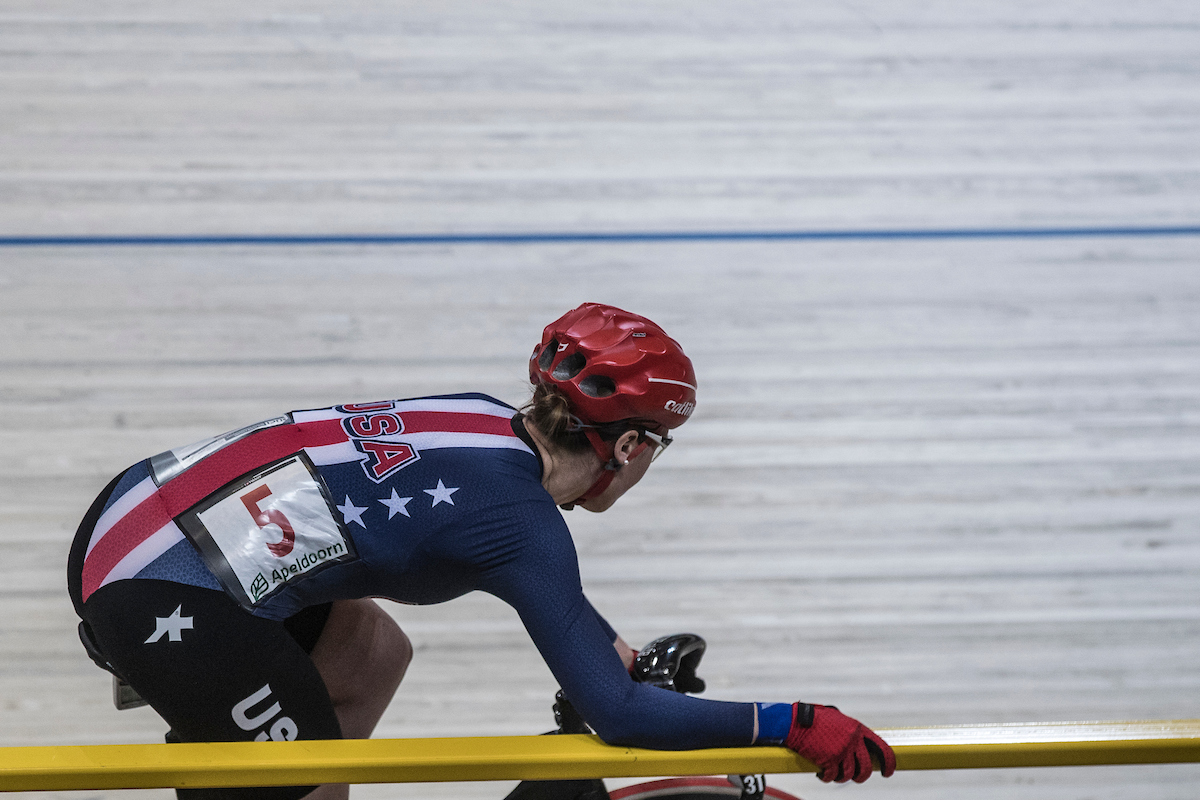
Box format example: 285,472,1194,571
1,720,1198,792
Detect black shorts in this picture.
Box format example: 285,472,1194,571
71,475,343,800
82,580,343,799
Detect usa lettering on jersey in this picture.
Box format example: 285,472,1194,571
339,410,420,482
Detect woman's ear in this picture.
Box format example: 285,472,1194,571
614,430,642,465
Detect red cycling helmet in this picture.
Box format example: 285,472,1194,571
529,303,697,435
530,303,697,507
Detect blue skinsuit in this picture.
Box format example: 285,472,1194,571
74,393,756,749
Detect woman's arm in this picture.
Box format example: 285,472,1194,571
582,594,635,670
480,515,756,749
613,635,635,671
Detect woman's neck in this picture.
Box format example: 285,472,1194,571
523,422,602,506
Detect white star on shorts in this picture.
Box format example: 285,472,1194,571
424,479,459,507
379,488,413,519
145,605,193,644
337,495,369,527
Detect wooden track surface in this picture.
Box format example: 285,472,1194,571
1,2,1199,799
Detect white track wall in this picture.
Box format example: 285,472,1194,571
1,2,1199,799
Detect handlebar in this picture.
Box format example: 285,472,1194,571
552,632,708,735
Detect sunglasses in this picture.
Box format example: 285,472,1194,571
640,429,673,462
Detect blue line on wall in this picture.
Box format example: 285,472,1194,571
2,225,1199,247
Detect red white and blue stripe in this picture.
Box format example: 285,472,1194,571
80,395,530,603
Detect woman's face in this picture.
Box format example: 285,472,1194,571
578,432,658,513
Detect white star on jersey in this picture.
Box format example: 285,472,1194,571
424,479,459,507
337,495,368,527
379,488,413,519
145,605,193,643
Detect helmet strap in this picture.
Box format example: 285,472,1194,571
560,430,649,510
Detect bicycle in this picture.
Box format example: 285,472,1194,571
501,633,803,800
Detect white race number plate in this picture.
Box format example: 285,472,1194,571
178,454,355,608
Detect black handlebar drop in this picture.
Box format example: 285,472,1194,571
631,633,707,694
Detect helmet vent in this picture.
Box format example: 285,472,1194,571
538,340,558,372
552,352,586,380
578,374,616,398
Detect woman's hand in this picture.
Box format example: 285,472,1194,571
784,702,896,783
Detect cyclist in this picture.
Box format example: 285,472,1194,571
68,303,895,800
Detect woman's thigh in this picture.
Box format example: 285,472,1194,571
310,598,411,739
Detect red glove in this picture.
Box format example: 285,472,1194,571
784,703,896,783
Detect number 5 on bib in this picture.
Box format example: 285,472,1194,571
176,453,357,609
